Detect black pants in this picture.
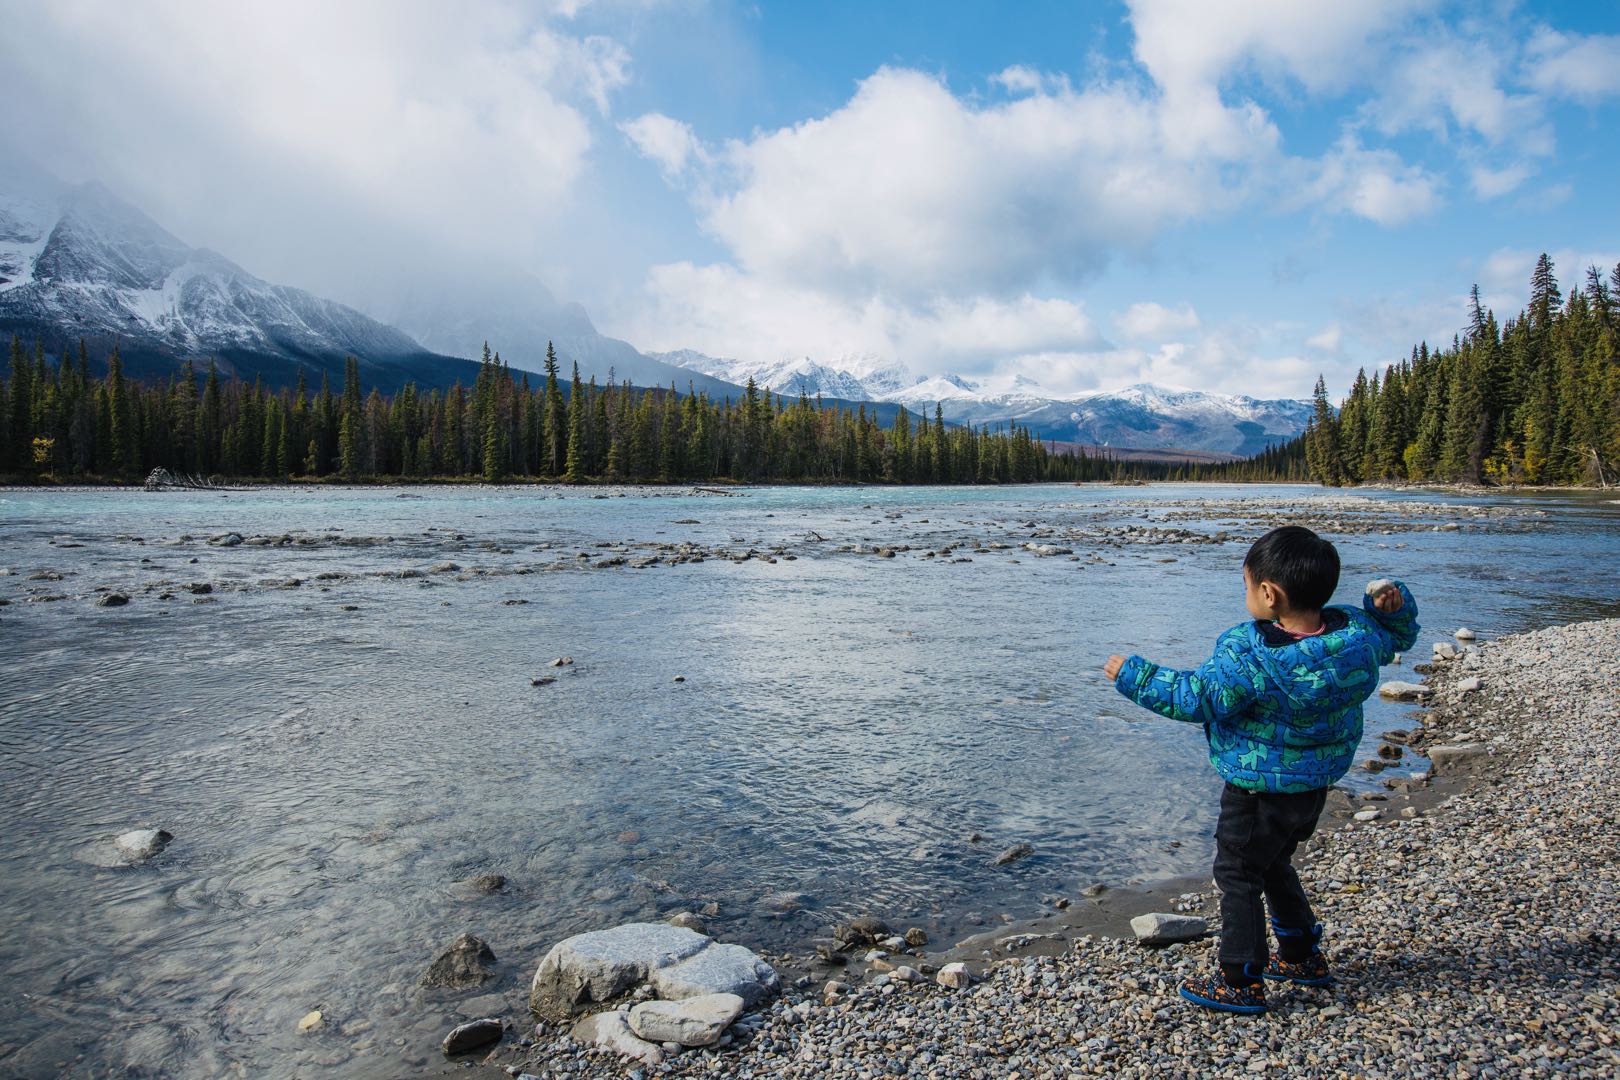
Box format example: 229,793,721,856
1212,782,1327,969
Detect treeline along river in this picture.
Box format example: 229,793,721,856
1,482,1617,1076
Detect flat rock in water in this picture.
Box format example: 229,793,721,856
993,842,1034,866
422,933,497,990
114,828,172,861
531,923,752,1019
627,992,744,1047
571,1011,664,1066
1454,627,1476,640
441,1017,502,1055
96,593,129,607
455,993,508,1018
1378,680,1432,700
1130,912,1207,945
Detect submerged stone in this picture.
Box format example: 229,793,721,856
422,933,497,990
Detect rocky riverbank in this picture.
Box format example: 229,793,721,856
481,619,1619,1078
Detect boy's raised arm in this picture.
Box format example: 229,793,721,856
1109,634,1255,725
1361,579,1420,660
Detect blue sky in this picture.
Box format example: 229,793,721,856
3,0,1618,400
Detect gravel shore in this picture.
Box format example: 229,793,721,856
495,618,1620,1079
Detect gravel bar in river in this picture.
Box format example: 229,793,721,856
489,618,1620,1079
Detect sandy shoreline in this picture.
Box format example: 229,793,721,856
480,618,1620,1078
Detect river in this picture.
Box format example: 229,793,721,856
2,482,1616,1076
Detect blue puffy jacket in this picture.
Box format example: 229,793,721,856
1112,582,1420,793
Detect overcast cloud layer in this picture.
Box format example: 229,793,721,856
3,0,1617,399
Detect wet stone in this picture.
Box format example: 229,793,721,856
421,933,497,990
441,1018,502,1056
993,842,1034,866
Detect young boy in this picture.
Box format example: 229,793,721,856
1102,525,1418,1014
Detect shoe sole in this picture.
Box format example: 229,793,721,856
1178,985,1266,1014
1261,972,1334,987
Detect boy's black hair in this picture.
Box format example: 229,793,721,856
1243,525,1340,611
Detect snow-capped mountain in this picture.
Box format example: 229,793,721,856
652,349,917,404
0,158,469,389
1,156,1310,455
647,349,1310,455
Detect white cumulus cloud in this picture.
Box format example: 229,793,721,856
0,0,628,302
625,262,1106,381
1125,0,1431,98
1308,136,1442,225
620,112,705,179
698,66,1273,300
1115,302,1201,341
1526,29,1620,102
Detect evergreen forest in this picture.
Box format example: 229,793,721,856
0,340,1123,485
1297,254,1619,488
6,254,1607,490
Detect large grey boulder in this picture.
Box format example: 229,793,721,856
1130,912,1207,945
571,1011,664,1066
530,923,777,1020
628,992,743,1047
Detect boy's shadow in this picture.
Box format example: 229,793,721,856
1273,930,1617,1009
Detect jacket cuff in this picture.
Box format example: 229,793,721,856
1115,655,1150,698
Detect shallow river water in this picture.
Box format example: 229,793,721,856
2,482,1617,1077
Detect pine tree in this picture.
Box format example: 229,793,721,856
1372,366,1406,479
1307,376,1344,485
543,342,565,476
1529,253,1561,332
564,363,585,484
338,412,359,479
482,412,503,483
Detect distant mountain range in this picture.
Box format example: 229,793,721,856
654,350,1312,457
0,158,481,391
1,157,1310,455
0,157,756,400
